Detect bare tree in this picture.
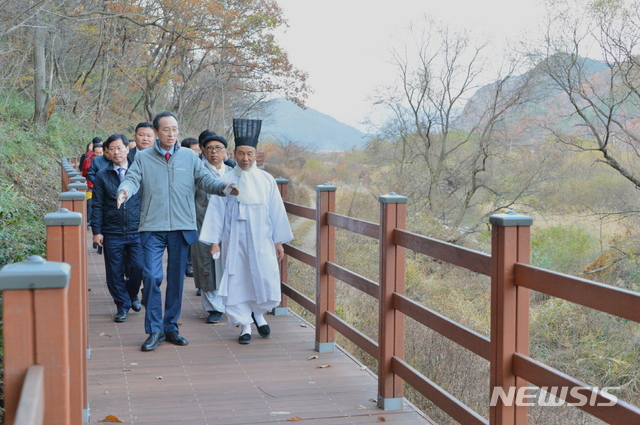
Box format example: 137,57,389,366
371,18,535,229
530,0,640,189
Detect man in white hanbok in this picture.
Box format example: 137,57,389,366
199,119,293,344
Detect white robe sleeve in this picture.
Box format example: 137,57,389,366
267,175,293,244
199,191,227,245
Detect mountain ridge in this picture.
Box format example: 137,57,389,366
259,98,369,151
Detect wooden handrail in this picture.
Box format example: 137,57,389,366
14,365,45,425
283,243,315,267
392,292,491,360
391,356,489,425
327,211,379,238
394,229,492,276
281,282,316,313
261,180,640,423
325,311,378,358
513,353,640,424
284,201,316,220
514,263,640,322
326,261,379,298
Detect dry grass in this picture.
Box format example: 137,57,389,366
281,180,640,424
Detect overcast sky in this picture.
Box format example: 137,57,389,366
274,0,546,132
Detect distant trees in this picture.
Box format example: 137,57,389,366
370,18,537,229
369,1,640,230
530,0,640,190
0,0,308,131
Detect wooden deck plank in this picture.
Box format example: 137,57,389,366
86,238,435,424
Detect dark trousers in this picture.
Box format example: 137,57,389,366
87,198,93,227
140,231,190,334
103,233,143,313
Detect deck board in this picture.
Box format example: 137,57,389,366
86,239,434,424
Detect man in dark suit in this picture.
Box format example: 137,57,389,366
117,111,239,352
91,134,143,322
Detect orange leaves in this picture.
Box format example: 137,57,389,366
98,415,124,423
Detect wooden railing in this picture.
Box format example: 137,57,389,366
1,157,89,425
4,159,640,425
13,365,45,425
275,179,640,425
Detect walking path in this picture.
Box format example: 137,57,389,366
86,240,434,424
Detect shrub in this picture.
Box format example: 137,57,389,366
531,225,599,274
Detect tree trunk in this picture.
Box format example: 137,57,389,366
32,21,49,128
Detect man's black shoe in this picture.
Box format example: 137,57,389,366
185,265,194,277
196,288,201,296
141,331,165,351
238,333,252,344
114,311,128,322
131,297,142,312
166,331,188,346
252,312,271,337
205,311,223,324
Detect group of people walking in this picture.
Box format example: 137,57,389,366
86,111,293,351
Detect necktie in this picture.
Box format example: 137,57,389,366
117,167,125,181
165,152,171,162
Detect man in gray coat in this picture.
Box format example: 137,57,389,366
117,111,239,351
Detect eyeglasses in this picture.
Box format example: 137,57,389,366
204,146,226,152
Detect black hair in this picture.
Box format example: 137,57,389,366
102,134,129,150
92,143,104,151
198,129,217,146
152,111,178,130
135,122,153,132
92,136,103,145
181,137,199,148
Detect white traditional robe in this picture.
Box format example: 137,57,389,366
199,165,293,326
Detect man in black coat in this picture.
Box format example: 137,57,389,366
91,134,143,322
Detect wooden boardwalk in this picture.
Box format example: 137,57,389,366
86,240,434,424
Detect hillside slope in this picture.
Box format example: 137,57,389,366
259,98,369,151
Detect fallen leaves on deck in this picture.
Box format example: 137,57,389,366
98,415,124,422
316,364,331,369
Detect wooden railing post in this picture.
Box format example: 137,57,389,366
0,255,72,425
59,189,90,422
315,184,337,352
377,192,407,410
45,208,85,424
489,211,533,425
61,163,75,193
274,177,290,315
